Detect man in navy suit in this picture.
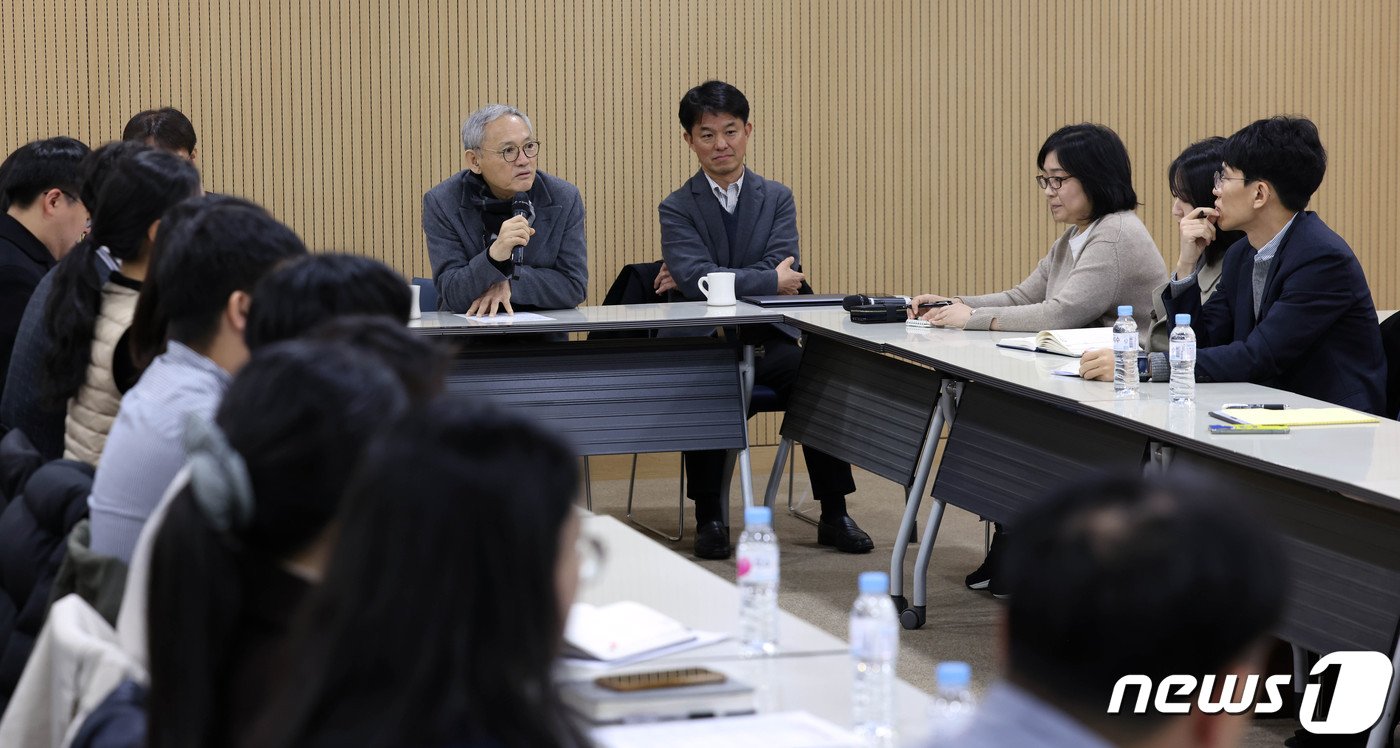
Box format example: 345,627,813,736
1158,116,1386,415
657,81,871,560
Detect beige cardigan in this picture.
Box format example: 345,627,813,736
960,210,1166,334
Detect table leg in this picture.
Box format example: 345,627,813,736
889,379,957,615
1367,636,1400,748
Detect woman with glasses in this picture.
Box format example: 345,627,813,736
422,104,588,316
911,123,1165,334
247,402,589,748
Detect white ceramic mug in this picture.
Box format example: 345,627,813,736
408,283,422,320
697,271,737,306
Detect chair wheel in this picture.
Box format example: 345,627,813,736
900,606,926,630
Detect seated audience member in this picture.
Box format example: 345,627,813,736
0,137,90,406
1082,117,1388,416
660,80,871,559
3,141,144,459
140,341,410,748
242,253,412,348
304,315,449,402
42,148,201,465
910,123,1165,333
87,197,307,564
937,474,1288,748
249,402,587,748
1145,137,1246,352
121,108,198,162
423,104,588,315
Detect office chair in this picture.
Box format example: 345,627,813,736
411,277,438,313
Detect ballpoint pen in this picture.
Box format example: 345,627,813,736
1220,403,1287,409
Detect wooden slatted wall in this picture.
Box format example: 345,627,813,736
5,0,1398,446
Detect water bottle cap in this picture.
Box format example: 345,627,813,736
1117,305,1133,316
744,506,772,526
1175,313,1191,325
936,661,971,688
857,571,888,594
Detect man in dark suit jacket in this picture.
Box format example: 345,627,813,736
423,104,587,315
658,81,871,560
1162,116,1386,415
0,138,90,405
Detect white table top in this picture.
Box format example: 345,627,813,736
569,514,933,738
410,301,783,336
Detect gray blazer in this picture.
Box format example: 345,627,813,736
658,169,800,300
422,169,588,312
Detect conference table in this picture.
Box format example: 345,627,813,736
564,512,934,743
413,301,1400,747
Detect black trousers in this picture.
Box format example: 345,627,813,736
684,335,856,518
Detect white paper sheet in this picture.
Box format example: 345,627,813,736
452,311,554,324
561,630,729,670
591,711,864,748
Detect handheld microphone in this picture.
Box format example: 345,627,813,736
510,193,533,280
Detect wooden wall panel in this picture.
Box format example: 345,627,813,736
5,0,1399,447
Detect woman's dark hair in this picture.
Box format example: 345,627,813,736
678,80,749,132
129,195,307,370
307,315,451,401
244,253,411,350
40,148,200,406
145,340,409,748
1036,123,1139,221
122,107,198,154
78,141,153,212
1168,137,1246,267
252,402,584,748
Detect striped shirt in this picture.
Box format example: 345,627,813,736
88,342,231,563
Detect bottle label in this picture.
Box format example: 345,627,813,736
1170,340,1196,363
1113,332,1138,352
737,545,779,584
850,616,898,660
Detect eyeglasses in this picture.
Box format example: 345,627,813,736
1213,171,1249,189
479,140,541,163
576,533,606,586
1035,174,1075,191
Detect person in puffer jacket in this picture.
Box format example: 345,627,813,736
0,427,95,714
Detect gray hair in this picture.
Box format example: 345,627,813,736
460,104,534,151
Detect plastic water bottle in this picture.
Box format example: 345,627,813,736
1169,313,1196,404
850,571,899,745
1113,305,1139,398
737,506,779,656
927,661,976,742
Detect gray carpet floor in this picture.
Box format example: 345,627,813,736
583,449,1303,747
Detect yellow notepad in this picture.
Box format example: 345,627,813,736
1220,407,1380,427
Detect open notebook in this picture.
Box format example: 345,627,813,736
996,327,1115,357
564,601,700,663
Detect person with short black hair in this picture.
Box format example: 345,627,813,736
247,401,587,748
88,196,307,564
423,104,588,315
242,253,412,349
937,473,1288,748
41,147,201,465
4,141,144,459
1115,117,1384,415
0,136,90,405
121,108,198,161
304,315,450,402
659,80,871,560
911,123,1165,332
